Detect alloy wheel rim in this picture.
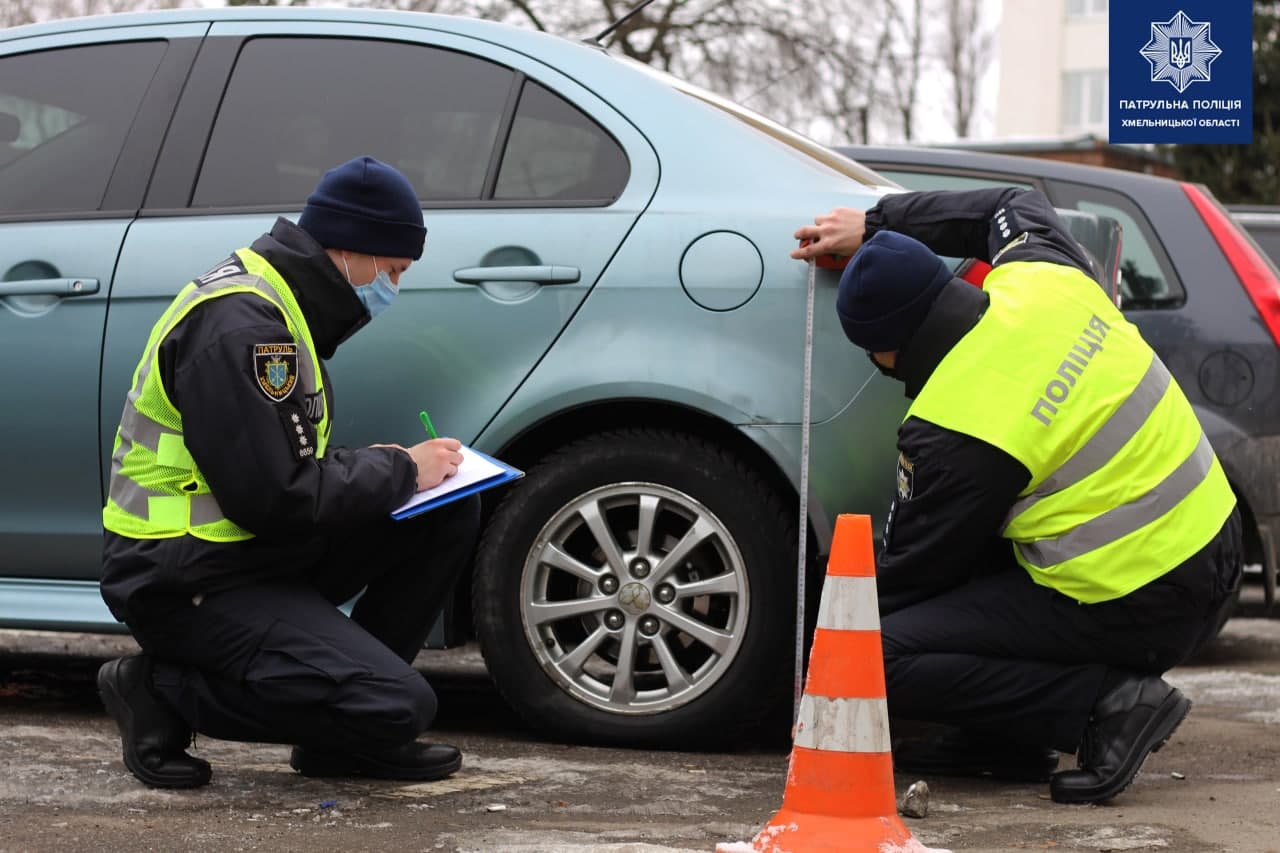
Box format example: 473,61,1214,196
520,482,750,716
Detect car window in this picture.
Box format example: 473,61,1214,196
619,57,886,187
0,41,166,216
494,80,628,203
1049,181,1184,309
874,168,1035,193
191,38,516,208
1240,224,1280,267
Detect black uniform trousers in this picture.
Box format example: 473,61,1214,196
880,509,1242,753
124,496,481,755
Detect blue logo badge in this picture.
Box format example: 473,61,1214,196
1110,1,1251,144
1140,11,1221,93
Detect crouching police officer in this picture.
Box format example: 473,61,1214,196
794,187,1242,804
97,156,479,788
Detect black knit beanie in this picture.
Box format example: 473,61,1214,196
836,231,954,352
298,156,426,260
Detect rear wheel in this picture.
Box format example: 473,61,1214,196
472,428,795,747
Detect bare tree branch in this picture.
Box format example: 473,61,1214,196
939,0,992,138
507,0,547,31
13,0,926,145
436,0,891,143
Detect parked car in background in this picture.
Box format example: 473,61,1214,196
842,144,1280,613
1228,205,1280,268
0,6,914,750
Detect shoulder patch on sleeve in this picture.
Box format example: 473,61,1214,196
896,452,915,502
254,342,299,402
277,406,317,460
195,255,247,286
992,231,1030,264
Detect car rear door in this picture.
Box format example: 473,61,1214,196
0,26,202,579
103,21,659,459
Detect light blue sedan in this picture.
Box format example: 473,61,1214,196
0,6,905,746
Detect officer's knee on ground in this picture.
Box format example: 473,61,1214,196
331,670,438,747
399,672,439,736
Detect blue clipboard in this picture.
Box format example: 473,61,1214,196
390,447,524,521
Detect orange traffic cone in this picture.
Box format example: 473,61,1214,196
719,514,940,853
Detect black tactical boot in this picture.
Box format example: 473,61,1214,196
290,741,462,781
1050,675,1190,804
97,655,212,789
894,729,1059,782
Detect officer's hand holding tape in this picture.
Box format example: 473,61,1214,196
791,207,868,261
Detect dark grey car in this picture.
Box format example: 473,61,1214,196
841,144,1280,612
1228,206,1280,267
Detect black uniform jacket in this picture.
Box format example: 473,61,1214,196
865,188,1098,615
101,219,418,622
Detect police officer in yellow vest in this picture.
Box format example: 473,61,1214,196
794,187,1242,804
97,156,478,788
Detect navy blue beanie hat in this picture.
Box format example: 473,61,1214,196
298,156,426,260
836,231,953,352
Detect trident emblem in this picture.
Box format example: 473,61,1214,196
1141,11,1222,93
1170,38,1192,68
266,358,288,389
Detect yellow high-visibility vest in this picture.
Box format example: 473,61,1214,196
102,248,330,541
907,261,1235,603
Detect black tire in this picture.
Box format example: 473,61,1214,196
472,427,795,748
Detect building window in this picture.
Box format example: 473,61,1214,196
1066,0,1108,16
1062,71,1108,133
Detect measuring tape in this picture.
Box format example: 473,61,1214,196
793,258,817,723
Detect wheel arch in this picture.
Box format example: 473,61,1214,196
494,399,795,508
494,398,824,556
451,398,822,641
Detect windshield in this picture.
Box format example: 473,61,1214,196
619,57,889,188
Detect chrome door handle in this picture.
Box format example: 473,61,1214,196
452,266,580,285
0,278,100,296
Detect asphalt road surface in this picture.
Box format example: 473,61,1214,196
1,590,1277,853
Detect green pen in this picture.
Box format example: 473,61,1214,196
419,410,438,439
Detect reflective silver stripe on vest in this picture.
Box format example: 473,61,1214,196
108,476,226,526
1015,431,1216,568
109,273,317,522
1004,356,1171,530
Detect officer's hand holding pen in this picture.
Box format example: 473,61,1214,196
405,438,463,491
406,410,461,491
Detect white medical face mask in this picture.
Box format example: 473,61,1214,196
343,253,398,319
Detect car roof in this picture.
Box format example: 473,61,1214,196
0,5,579,57
841,144,1187,193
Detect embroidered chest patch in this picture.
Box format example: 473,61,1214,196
896,452,915,502
253,342,299,402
